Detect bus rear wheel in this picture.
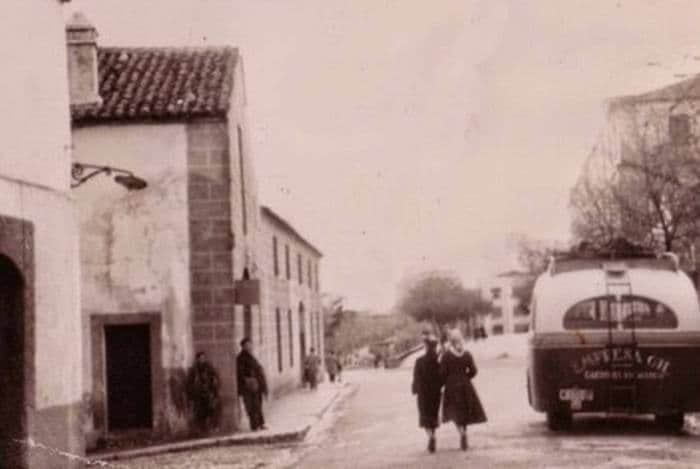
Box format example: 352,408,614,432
655,413,684,433
546,410,572,431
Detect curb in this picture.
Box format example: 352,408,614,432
92,384,355,462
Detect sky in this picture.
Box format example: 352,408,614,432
70,0,700,311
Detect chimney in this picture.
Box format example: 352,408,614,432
66,12,101,106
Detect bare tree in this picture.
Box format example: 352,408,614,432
512,235,559,311
570,77,700,268
570,151,623,247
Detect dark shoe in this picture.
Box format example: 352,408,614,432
259,425,268,430
460,434,468,451
428,436,436,453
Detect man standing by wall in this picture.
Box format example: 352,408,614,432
237,338,268,431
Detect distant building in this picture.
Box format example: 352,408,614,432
258,206,324,396
0,3,84,468
575,74,700,267
483,271,533,335
70,16,260,442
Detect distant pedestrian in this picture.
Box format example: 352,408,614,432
237,337,268,431
439,324,450,353
304,348,322,389
186,351,221,434
441,329,487,450
325,351,340,383
411,334,443,453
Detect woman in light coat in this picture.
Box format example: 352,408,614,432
440,329,487,450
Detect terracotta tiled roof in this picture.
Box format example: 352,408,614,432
72,46,238,124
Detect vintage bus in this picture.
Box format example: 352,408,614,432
527,253,700,431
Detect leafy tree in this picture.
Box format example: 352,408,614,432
397,271,489,335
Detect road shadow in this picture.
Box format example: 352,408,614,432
531,414,697,438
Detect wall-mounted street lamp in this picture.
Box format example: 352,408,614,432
71,162,148,191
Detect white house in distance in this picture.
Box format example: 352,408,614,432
483,271,532,335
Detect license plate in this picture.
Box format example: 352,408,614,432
559,388,594,410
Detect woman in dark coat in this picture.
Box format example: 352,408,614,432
411,335,443,453
441,329,487,450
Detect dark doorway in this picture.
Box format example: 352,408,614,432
105,324,153,431
0,255,26,468
299,304,306,381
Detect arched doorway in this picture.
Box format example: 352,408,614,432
0,254,26,468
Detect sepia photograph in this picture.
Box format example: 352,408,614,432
4,0,700,467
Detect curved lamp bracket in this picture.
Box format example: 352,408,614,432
71,163,148,191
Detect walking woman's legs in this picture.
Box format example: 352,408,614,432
425,428,436,453
459,425,468,450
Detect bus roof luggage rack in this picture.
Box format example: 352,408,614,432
548,238,679,275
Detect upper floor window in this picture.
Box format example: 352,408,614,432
563,295,678,330
297,253,303,285
669,114,691,145
307,259,312,287
492,306,503,319
491,287,502,300
272,236,279,277
285,244,291,280
314,263,320,292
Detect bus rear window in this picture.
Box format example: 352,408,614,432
563,295,678,330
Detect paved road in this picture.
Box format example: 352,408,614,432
296,349,700,469
110,340,700,468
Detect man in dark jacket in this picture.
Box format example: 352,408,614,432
237,337,268,431
412,334,443,453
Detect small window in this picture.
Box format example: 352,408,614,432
316,310,323,351
563,295,678,330
670,114,691,145
491,287,501,300
285,245,291,280
492,324,504,335
288,309,294,367
492,306,503,319
297,253,303,285
314,263,320,292
272,236,279,277
307,259,312,287
276,308,283,373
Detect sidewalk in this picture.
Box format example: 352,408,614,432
94,381,355,462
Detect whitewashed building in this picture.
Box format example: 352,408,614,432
0,2,84,468
483,271,532,335
257,206,324,396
